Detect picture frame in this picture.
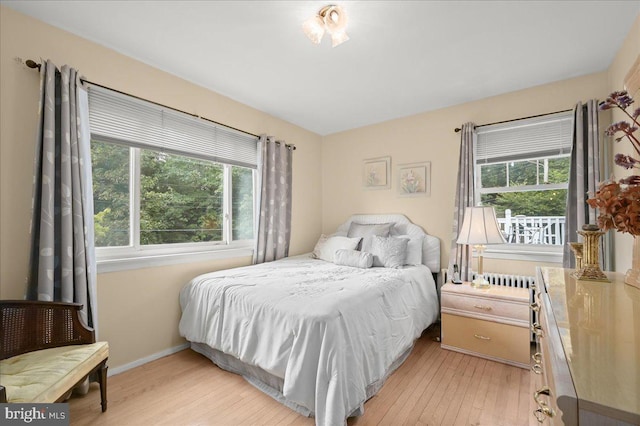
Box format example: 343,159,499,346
362,156,391,190
397,161,431,197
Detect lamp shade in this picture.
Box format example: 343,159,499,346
302,15,325,44
456,206,506,245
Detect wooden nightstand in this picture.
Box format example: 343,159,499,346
440,282,530,368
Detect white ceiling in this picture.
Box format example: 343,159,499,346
4,1,640,135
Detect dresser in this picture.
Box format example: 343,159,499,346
532,267,640,425
441,282,530,368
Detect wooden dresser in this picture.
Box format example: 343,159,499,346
441,282,530,368
532,267,640,425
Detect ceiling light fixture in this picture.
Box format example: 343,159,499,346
302,5,349,47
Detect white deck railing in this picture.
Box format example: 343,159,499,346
496,211,565,245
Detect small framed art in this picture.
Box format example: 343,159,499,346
397,161,431,197
363,156,391,190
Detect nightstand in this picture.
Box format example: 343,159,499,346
440,282,530,368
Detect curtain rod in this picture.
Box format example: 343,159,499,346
453,108,573,133
24,59,297,150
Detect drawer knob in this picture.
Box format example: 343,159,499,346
474,304,493,311
533,387,556,422
473,334,491,341
531,363,543,375
534,406,555,423
530,302,540,312
531,323,544,337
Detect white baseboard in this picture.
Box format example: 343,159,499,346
107,343,190,377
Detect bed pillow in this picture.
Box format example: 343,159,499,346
312,235,361,262
347,222,392,252
402,236,424,265
369,236,409,268
334,249,373,269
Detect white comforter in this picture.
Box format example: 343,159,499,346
179,255,439,426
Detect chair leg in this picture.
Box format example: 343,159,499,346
96,361,108,412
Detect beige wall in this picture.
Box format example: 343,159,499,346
607,14,640,273
321,13,640,277
322,73,611,277
0,6,322,368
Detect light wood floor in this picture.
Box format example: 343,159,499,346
69,326,537,425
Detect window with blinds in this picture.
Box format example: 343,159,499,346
476,111,573,164
88,86,258,168
88,85,257,259
475,111,573,248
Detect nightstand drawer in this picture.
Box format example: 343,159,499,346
441,291,529,325
441,313,530,367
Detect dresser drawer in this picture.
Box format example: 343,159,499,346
441,291,529,325
533,289,578,425
441,313,530,367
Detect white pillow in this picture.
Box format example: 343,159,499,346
312,235,361,262
334,249,373,269
403,236,424,265
369,236,409,268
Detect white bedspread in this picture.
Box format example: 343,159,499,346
179,255,439,426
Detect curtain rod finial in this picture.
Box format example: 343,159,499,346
454,127,462,133
25,59,41,70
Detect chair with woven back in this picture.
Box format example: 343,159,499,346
0,300,108,411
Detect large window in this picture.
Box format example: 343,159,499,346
88,86,258,268
475,111,572,257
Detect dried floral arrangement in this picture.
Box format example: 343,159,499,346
587,91,640,236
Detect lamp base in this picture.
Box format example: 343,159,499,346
471,275,491,289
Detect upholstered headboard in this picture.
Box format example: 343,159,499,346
333,214,441,273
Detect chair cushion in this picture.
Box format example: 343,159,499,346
0,342,108,403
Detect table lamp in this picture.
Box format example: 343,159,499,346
456,206,506,288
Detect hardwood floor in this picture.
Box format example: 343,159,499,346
69,326,537,425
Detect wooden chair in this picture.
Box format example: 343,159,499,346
0,300,108,411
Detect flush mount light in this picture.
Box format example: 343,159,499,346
302,5,349,47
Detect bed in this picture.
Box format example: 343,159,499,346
179,214,440,426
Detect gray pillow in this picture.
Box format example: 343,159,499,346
347,222,392,252
369,236,409,268
334,249,373,269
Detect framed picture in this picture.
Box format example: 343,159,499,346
397,161,431,197
363,156,391,190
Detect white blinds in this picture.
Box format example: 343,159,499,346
88,86,258,169
476,111,573,164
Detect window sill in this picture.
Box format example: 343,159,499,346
483,244,563,264
96,245,254,273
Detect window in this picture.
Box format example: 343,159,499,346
88,86,258,270
475,111,573,261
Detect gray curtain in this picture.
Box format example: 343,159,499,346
253,135,293,264
448,123,477,281
27,60,97,329
563,100,602,268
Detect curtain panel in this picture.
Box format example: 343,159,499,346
253,136,293,264
27,60,97,329
447,123,477,281
563,100,602,268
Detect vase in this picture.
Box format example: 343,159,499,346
625,235,640,290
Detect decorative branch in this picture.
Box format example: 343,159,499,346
588,90,640,236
